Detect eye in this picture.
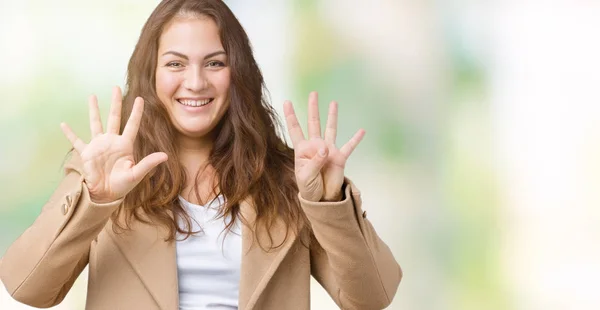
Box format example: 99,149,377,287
206,60,225,68
166,61,183,68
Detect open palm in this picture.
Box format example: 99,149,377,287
283,92,365,202
60,87,168,203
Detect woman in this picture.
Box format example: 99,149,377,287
0,0,401,309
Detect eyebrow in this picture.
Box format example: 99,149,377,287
161,50,226,60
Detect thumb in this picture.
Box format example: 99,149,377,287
303,145,329,180
132,152,169,182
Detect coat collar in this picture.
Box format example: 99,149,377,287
106,198,299,310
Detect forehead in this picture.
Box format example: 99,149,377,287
158,16,223,55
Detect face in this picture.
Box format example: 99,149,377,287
156,15,231,140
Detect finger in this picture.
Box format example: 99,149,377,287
307,91,321,139
283,100,305,147
106,86,123,134
60,122,87,153
89,95,103,137
122,97,144,141
302,142,329,180
340,129,366,158
324,101,338,145
131,152,168,182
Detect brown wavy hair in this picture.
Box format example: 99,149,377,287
112,0,309,249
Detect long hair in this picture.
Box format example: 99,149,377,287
113,0,309,249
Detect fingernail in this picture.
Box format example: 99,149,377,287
319,147,327,157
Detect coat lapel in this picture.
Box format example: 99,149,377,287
106,214,179,310
106,198,298,310
238,199,299,309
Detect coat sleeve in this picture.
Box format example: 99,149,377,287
300,178,402,310
0,152,123,308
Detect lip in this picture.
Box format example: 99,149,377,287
176,98,215,112
176,97,213,101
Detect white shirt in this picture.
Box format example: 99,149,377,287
176,195,242,310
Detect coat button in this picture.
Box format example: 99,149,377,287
61,194,73,215
362,210,367,218
61,203,69,215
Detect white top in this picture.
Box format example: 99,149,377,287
176,195,242,310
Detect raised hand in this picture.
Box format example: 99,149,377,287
60,86,168,204
283,92,365,202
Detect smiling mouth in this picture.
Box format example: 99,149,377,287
177,98,214,107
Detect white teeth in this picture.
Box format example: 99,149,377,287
178,99,212,107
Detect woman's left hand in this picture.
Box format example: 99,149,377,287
283,91,365,202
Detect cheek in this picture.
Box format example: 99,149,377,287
213,69,231,94
155,70,180,99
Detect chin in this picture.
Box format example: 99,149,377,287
178,127,212,139
174,122,218,139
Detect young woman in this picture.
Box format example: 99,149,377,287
0,0,401,309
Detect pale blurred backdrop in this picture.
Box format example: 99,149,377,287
1,0,600,309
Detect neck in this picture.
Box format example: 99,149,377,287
176,134,218,205
178,139,212,169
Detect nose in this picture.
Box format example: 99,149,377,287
183,65,209,92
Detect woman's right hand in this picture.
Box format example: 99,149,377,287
60,86,168,204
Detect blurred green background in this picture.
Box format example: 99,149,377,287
2,1,600,309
